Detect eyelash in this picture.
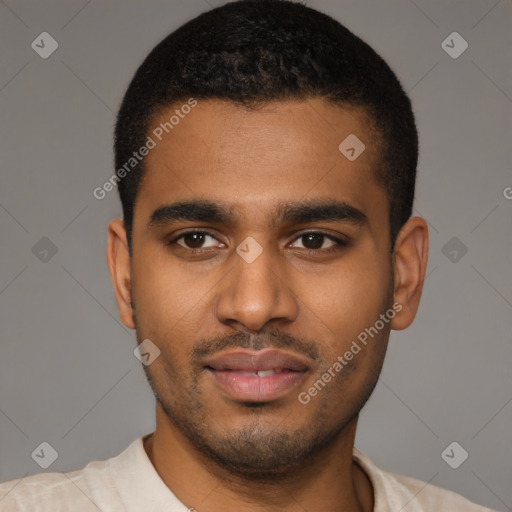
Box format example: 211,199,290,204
167,229,347,255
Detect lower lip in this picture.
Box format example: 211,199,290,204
208,369,307,402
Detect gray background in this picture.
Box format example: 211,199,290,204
1,0,511,510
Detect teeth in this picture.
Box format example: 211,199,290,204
257,370,276,377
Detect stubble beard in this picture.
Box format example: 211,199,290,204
132,278,392,481
138,338,384,482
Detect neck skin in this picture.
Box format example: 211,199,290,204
143,403,374,512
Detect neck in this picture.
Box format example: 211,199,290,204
143,406,374,512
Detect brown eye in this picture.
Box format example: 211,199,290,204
175,232,220,250
303,233,325,249
290,233,339,251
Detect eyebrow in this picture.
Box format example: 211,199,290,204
147,199,368,229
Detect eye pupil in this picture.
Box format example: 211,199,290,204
303,233,323,249
184,232,205,248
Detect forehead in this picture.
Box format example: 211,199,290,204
135,98,387,228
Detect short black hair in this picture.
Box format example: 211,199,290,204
114,0,418,252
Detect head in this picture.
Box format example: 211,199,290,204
108,0,428,478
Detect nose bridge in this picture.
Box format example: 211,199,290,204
215,236,298,331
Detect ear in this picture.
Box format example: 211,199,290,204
107,219,135,329
390,216,429,331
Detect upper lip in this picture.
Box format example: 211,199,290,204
204,349,310,372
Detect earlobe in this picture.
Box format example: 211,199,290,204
106,219,136,329
390,216,429,331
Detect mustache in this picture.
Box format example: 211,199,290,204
191,329,320,362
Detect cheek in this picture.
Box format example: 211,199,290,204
131,249,211,330
300,255,391,339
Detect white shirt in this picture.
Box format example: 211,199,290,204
0,434,495,511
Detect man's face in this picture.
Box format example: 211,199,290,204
127,98,395,474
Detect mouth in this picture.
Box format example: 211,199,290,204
204,349,310,402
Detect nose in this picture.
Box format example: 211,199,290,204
214,240,299,332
